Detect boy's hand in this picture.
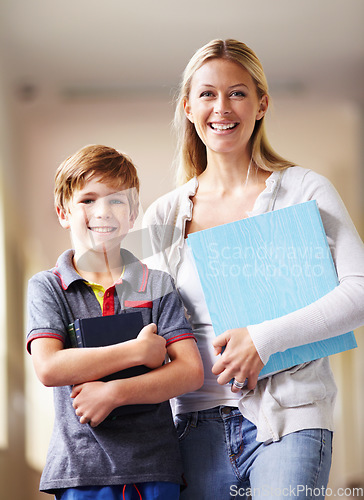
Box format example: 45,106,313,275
71,381,116,427
136,323,167,369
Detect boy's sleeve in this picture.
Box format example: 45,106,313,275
26,273,68,354
154,273,196,347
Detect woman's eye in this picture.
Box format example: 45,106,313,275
200,91,214,98
110,199,123,205
230,91,246,98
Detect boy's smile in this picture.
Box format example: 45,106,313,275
89,226,117,233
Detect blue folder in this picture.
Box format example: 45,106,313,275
187,200,357,378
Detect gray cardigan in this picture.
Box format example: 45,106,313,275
143,166,364,442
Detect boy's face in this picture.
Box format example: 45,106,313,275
57,176,135,257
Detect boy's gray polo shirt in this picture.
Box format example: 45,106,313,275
27,249,194,493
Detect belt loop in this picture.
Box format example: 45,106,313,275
190,411,199,427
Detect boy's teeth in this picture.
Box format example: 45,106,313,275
211,123,236,130
90,227,114,233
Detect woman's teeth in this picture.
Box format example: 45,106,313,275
210,123,237,131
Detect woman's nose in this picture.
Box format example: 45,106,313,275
214,95,231,115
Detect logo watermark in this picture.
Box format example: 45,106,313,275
206,241,331,280
229,484,364,497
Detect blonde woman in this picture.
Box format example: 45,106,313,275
144,39,364,499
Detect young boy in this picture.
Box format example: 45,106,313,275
26,145,204,500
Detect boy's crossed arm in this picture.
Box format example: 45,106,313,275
71,337,204,427
30,323,166,388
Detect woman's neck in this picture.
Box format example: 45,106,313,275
185,153,272,235
198,152,266,196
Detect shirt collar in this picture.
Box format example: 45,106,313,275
52,249,82,290
119,248,149,293
52,248,148,293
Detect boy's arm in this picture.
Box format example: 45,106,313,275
71,337,204,426
27,274,166,387
30,323,166,387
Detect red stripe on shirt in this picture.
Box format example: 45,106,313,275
138,262,149,292
52,269,68,290
165,333,196,346
27,332,64,353
124,300,153,309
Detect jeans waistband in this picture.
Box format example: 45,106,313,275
184,405,241,426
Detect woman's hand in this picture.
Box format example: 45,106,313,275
71,381,119,427
211,327,264,391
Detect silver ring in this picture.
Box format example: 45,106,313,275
233,379,245,389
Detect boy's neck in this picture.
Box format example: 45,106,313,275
73,248,124,289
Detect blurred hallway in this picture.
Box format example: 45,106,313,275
0,1,363,498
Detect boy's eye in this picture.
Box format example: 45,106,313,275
81,199,94,205
109,195,128,205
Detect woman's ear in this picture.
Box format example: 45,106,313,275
183,98,194,123
256,95,269,121
56,205,70,229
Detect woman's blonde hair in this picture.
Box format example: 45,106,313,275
174,39,294,185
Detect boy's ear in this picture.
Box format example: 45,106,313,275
128,212,136,230
56,206,70,229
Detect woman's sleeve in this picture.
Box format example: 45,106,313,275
143,203,161,258
142,199,178,275
248,171,364,365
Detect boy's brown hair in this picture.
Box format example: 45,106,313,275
54,144,140,219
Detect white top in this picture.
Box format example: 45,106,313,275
143,166,364,442
175,241,240,413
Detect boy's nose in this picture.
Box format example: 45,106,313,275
94,199,111,218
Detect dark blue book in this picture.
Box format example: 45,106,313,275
187,200,357,378
68,311,159,417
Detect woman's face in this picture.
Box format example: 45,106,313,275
184,58,268,161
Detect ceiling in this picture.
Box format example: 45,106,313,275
1,0,363,105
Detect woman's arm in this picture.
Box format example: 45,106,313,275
212,171,364,388
30,323,167,387
248,172,364,364
71,338,204,426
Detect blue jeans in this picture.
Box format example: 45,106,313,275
175,406,332,499
55,482,180,500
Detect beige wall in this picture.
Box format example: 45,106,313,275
1,89,363,498
0,76,44,498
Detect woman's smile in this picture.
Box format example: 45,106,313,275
209,121,239,132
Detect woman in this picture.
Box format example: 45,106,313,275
144,39,364,499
